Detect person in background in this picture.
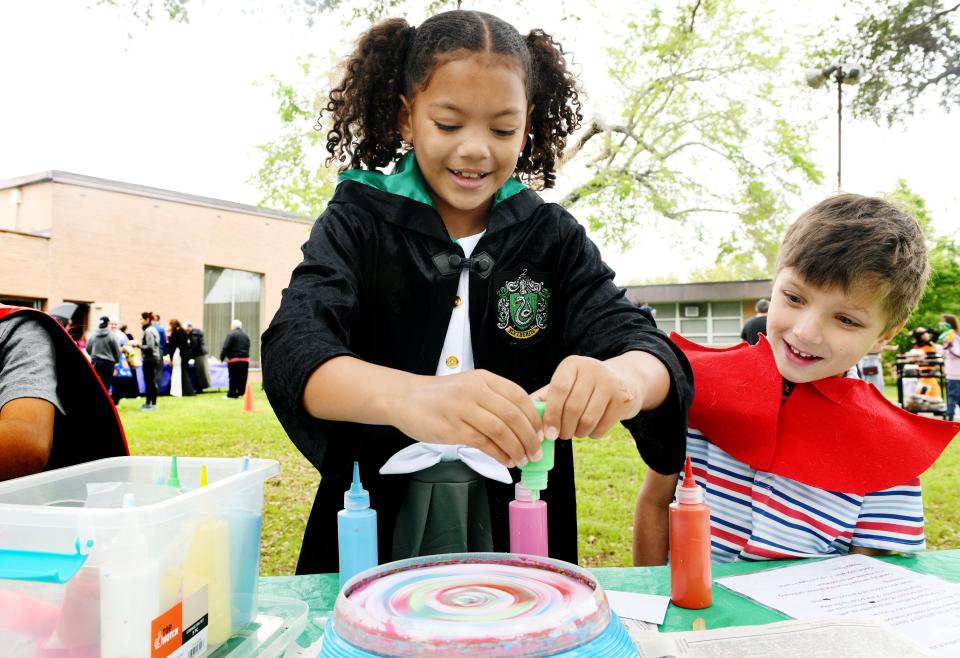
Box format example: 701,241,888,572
139,313,162,411
107,317,137,406
152,312,167,355
0,304,127,480
123,331,142,404
740,298,769,345
166,319,195,397
857,349,886,392
220,319,251,399
119,324,134,341
48,303,76,334
86,316,121,394
940,313,960,421
185,322,211,393
909,325,943,401
109,318,127,348
636,302,656,325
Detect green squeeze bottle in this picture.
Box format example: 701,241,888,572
519,401,554,501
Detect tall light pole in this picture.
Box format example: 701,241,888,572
805,63,863,190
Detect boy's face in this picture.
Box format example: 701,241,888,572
398,55,532,234
766,267,903,384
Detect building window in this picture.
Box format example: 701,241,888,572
203,267,264,366
651,300,743,345
651,303,677,333
0,296,43,309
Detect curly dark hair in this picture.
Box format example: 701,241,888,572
323,10,582,190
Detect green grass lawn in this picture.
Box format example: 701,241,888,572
118,386,960,575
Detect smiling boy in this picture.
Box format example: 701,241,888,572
634,194,960,565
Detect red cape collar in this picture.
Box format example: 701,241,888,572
672,332,959,495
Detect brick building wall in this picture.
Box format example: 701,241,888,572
0,172,313,364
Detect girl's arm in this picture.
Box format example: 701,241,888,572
303,355,543,467
633,469,678,566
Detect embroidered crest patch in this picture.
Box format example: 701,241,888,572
496,269,550,341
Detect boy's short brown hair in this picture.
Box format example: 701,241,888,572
776,193,929,330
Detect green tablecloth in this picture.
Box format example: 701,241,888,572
258,549,960,651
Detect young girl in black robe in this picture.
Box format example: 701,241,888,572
262,9,693,575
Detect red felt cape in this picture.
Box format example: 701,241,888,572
672,332,960,495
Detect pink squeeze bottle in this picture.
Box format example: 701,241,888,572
509,483,549,556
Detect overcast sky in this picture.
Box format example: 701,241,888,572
2,1,957,283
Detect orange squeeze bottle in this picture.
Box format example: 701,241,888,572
669,455,712,609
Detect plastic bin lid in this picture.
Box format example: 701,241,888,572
206,595,308,658
0,538,92,583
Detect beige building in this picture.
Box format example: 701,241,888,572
0,171,313,364
625,279,773,346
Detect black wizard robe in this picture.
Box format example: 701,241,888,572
262,152,693,574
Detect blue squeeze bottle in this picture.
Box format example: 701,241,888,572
337,462,378,588
225,458,263,630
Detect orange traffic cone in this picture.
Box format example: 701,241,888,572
242,383,256,412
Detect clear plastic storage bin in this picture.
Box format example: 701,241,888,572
0,456,279,658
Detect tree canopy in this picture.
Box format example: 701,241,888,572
250,58,337,217
98,0,824,273
562,0,822,275
96,0,453,25
834,0,960,125
887,179,960,352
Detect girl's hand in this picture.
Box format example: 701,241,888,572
533,355,645,440
392,370,543,467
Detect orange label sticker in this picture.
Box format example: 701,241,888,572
151,601,182,658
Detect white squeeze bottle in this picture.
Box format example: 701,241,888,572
100,493,160,658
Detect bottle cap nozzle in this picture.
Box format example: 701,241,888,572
520,433,554,494
167,456,181,489
515,483,540,503
676,455,704,504
344,461,370,510
682,455,696,488
520,401,553,494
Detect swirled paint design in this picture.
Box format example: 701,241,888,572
330,553,615,657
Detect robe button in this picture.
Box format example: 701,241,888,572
454,296,463,308
445,355,460,369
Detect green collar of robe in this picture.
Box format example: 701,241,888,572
338,151,525,209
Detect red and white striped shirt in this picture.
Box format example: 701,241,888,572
681,431,926,563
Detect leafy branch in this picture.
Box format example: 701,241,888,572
561,0,822,277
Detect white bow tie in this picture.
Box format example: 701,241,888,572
379,442,513,484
